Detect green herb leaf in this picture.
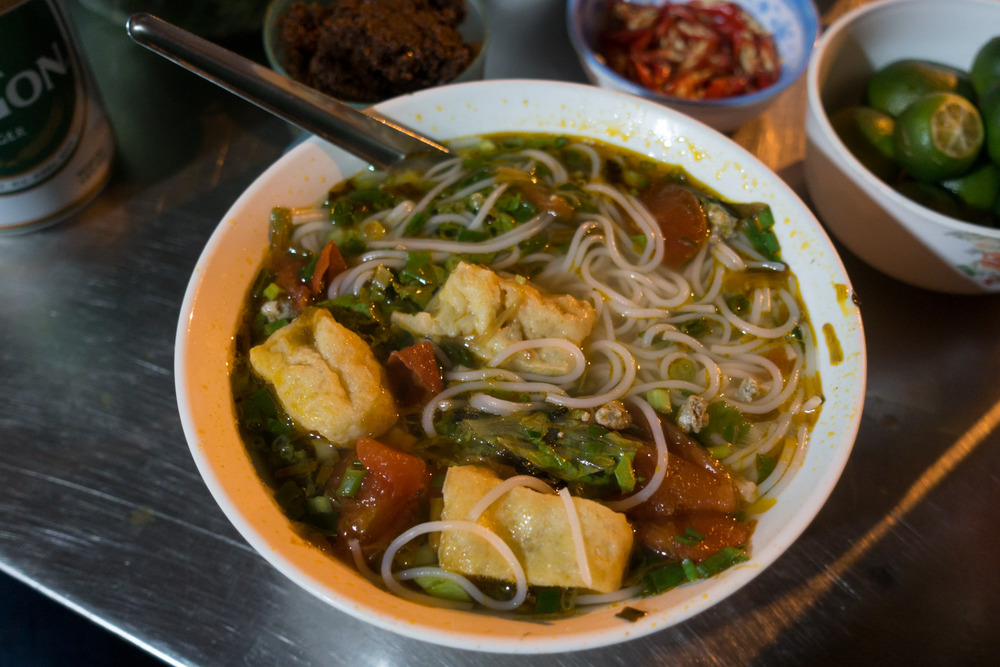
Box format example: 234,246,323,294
755,453,777,483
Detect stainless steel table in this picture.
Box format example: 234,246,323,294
2,1,998,664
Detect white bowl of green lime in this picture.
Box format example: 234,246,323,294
805,0,1000,293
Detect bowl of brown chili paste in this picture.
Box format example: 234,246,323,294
264,0,488,106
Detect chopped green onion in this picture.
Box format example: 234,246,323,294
645,388,672,414
533,587,564,615
404,211,429,235
336,462,367,498
457,228,489,242
623,169,649,189
614,454,636,494
742,206,781,261
303,505,339,535
265,417,293,438
707,443,732,460
306,495,334,515
297,254,318,280
668,358,697,382
338,236,368,256
694,402,749,452
250,268,277,299
674,527,706,546
499,136,525,150
349,187,386,202
361,219,386,240
249,387,278,420
681,558,699,582
755,453,777,483
262,282,284,301
696,546,748,578
414,576,471,602
726,293,751,315
680,318,713,339
642,561,686,595
263,318,289,336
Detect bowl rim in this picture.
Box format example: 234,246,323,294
175,78,866,653
805,0,1000,241
566,0,821,109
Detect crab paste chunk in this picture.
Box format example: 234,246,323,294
249,307,398,445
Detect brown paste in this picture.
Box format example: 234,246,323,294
277,0,479,103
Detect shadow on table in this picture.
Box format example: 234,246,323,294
0,573,163,667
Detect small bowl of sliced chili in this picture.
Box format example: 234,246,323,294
567,0,820,132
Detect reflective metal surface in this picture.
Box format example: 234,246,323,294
1,1,998,665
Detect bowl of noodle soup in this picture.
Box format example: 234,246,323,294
175,79,865,652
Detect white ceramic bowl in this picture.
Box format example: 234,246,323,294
175,79,865,652
805,0,1000,294
567,0,820,132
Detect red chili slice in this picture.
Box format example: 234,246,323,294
309,240,348,295
599,1,781,101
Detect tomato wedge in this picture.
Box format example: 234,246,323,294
309,240,348,295
336,438,429,549
386,341,444,407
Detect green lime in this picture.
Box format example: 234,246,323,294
894,92,984,182
980,81,1000,165
866,59,976,117
971,36,1000,97
829,106,898,181
940,162,1000,209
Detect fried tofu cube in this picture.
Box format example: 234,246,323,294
249,307,398,445
438,466,633,593
392,262,596,376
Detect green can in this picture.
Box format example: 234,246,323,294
0,0,113,233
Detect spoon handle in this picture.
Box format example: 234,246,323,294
125,12,452,169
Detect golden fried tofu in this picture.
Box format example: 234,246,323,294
391,262,596,375
249,307,398,445
438,466,633,593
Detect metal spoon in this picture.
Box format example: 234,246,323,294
125,12,453,170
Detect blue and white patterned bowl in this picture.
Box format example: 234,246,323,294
567,0,820,132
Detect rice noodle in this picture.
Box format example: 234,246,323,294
559,487,593,589
347,538,379,583
381,520,528,611
603,398,669,512
368,213,548,254
576,585,644,606
468,393,536,415
486,338,586,384
466,475,555,521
